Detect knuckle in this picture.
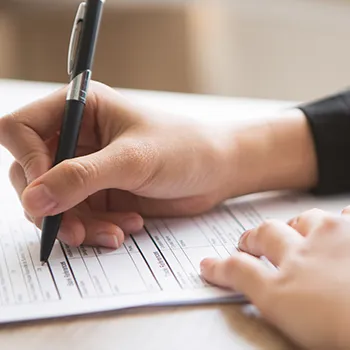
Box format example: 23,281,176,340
0,114,16,142
318,215,341,233
60,159,98,194
292,208,324,232
307,207,322,214
224,256,242,282
297,208,317,222
225,255,240,271
252,219,281,249
17,150,42,180
300,207,315,216
303,207,323,218
258,219,279,234
8,161,22,183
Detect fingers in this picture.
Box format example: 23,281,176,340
0,82,130,190
0,88,66,183
57,212,122,248
71,215,124,248
200,254,275,306
288,208,327,236
1,87,66,140
54,209,143,248
92,211,144,233
238,220,303,266
3,81,157,219
57,211,86,247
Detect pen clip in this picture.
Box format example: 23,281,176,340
67,2,86,76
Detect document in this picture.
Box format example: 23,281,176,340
0,147,349,324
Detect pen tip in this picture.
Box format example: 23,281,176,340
40,261,46,266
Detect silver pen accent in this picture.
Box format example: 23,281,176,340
67,2,86,76
66,70,91,103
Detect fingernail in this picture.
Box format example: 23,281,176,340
23,184,57,215
96,233,119,249
121,215,143,233
238,229,251,249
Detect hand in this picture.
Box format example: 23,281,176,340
201,208,350,349
0,81,318,250
0,82,232,248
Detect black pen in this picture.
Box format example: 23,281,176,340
40,0,104,264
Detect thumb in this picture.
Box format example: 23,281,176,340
21,140,155,217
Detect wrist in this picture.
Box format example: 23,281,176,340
221,108,318,198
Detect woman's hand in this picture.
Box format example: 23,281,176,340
0,80,318,251
0,82,234,248
201,208,350,349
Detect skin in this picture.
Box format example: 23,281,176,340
1,81,348,348
201,208,350,349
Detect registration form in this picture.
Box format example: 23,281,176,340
0,147,349,323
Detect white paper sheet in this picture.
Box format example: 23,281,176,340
2,81,348,325
0,144,349,323
0,126,350,323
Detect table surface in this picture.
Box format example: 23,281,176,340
0,79,298,350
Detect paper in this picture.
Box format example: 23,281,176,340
0,147,349,323
2,81,348,324
0,197,245,323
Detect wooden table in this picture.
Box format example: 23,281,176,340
0,79,298,350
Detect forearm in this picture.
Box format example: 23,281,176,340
221,108,318,198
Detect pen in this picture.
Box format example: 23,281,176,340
40,0,104,264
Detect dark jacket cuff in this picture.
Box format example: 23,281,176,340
299,90,350,194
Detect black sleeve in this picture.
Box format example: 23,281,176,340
299,89,350,195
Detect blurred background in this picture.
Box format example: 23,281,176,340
1,0,350,102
